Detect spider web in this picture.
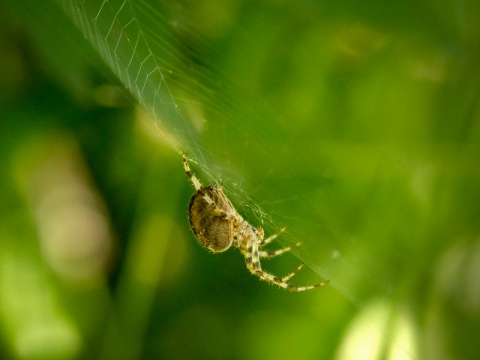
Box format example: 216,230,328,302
58,0,196,151
55,2,416,355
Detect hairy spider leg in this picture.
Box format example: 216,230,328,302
281,262,305,282
259,227,286,246
259,241,303,258
257,227,302,258
243,228,327,292
193,189,237,222
183,153,202,191
183,154,242,221
184,156,232,218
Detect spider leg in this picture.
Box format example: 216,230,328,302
182,153,202,191
253,268,329,292
259,241,302,258
196,193,238,222
210,206,238,221
259,227,286,247
244,231,262,272
244,231,328,292
281,262,305,282
258,227,303,258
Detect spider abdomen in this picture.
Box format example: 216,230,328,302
188,185,235,252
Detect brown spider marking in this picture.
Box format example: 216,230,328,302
182,153,329,292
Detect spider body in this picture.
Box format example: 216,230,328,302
189,185,237,252
183,154,328,292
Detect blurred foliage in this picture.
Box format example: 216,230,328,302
1,0,480,360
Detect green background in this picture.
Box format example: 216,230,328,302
1,0,479,359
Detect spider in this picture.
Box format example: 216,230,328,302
182,154,328,292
